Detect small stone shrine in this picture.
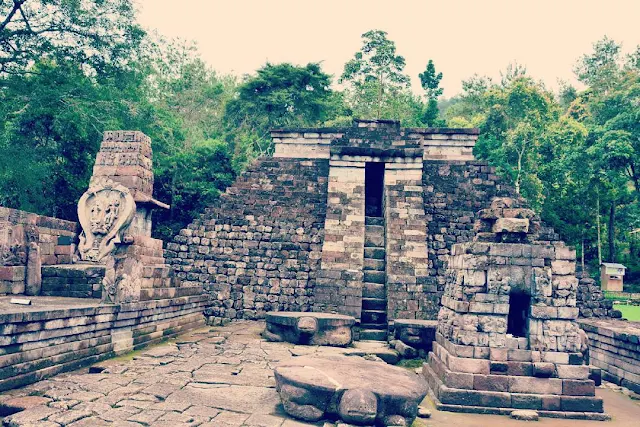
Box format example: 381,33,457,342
423,197,608,419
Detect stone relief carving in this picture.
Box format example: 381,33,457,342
77,178,135,262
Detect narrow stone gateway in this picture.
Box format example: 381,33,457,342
167,119,486,338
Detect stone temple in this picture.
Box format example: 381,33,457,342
2,119,638,424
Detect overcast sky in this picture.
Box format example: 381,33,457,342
137,0,640,97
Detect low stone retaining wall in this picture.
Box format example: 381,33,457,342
579,319,640,394
0,295,207,392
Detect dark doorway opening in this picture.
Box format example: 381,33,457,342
365,162,384,217
507,290,530,338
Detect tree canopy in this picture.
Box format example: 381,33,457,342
0,10,637,284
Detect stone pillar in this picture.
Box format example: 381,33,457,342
24,242,41,295
313,160,365,318
384,162,430,321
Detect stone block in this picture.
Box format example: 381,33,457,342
556,365,589,380
511,394,542,410
560,396,603,413
532,362,555,378
438,387,511,408
509,377,562,395
492,218,529,234
473,374,509,392
562,379,595,396
447,355,490,374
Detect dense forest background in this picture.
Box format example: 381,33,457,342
0,1,638,284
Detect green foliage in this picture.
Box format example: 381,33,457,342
0,0,144,76
419,60,445,127
340,30,416,121
443,38,640,275
224,62,337,162
153,139,235,240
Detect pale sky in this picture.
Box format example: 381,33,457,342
137,0,640,97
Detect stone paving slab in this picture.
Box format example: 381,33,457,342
0,320,639,427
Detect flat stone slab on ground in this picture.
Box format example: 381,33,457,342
274,354,428,426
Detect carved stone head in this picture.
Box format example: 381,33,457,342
78,178,135,262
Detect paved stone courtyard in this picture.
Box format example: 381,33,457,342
1,321,639,427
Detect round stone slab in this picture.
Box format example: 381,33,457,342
263,312,355,347
275,354,428,426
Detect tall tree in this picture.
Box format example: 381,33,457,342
418,59,444,126
224,62,337,160
340,30,411,120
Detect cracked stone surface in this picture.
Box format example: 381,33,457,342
2,320,639,427
0,321,414,427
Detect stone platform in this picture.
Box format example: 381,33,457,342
1,320,639,426
0,295,206,392
263,312,355,346
422,334,608,420
275,354,428,425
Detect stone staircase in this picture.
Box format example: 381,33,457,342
360,216,387,341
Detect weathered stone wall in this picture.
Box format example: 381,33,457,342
41,265,105,299
577,276,620,318
0,295,206,392
385,163,430,320
0,207,77,295
421,161,526,318
579,319,640,394
166,158,329,324
312,160,365,318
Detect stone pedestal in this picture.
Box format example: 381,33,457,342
263,312,356,346
393,319,437,358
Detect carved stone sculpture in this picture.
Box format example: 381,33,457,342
275,355,428,426
77,178,135,262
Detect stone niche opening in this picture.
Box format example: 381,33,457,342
507,289,530,338
364,162,384,217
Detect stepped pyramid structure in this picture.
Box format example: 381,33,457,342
167,119,547,340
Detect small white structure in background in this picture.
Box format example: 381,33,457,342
600,262,627,292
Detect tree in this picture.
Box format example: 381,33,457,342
340,30,411,119
0,0,144,77
418,59,444,126
574,36,622,93
223,62,337,160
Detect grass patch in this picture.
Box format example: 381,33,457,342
396,358,427,369
617,304,640,321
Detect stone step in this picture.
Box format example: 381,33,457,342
363,282,385,299
365,224,384,235
363,258,385,272
364,247,385,260
365,216,384,226
362,310,387,325
362,297,386,311
363,270,385,284
364,233,385,248
359,329,387,341
360,323,387,330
